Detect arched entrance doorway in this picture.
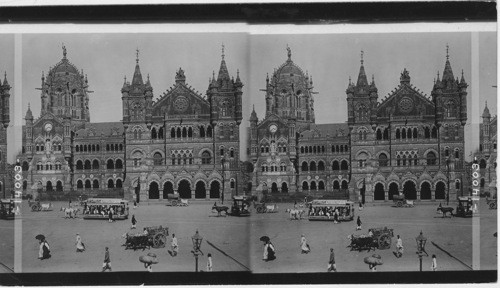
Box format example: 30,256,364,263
420,182,431,200
271,182,278,193
46,181,53,192
195,181,206,199
163,182,174,199
281,182,288,193
178,180,192,199
302,181,309,191
403,181,417,200
149,182,159,199
435,181,446,200
388,183,399,200
374,183,385,200
210,181,220,199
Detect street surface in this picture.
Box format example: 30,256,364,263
0,198,496,273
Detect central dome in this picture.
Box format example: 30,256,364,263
50,59,80,76
274,59,306,80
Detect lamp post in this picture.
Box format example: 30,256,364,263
446,157,450,206
415,231,428,271
191,230,204,272
221,156,225,204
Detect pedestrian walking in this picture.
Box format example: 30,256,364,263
431,254,437,271
356,216,362,230
327,248,337,272
108,209,113,223
206,253,213,272
38,238,51,260
263,240,276,261
75,233,86,252
395,235,404,258
102,247,112,272
131,215,137,229
358,202,364,211
300,235,311,254
170,234,178,257
133,201,137,209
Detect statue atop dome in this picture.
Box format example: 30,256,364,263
286,45,291,61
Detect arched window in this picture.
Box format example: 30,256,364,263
357,152,368,168
85,180,91,190
188,127,193,138
22,161,29,171
116,179,123,188
176,127,181,138
310,181,317,190
301,161,308,171
454,149,459,159
110,144,115,151
199,126,205,138
340,145,344,153
76,145,79,152
220,147,225,156
93,179,99,189
107,159,115,169
396,129,400,139
413,128,418,139
374,183,385,200
333,180,340,190
397,155,401,166
301,146,305,153
383,128,389,140
158,127,164,139
426,151,436,165
92,144,96,151
305,146,309,153
76,160,83,170
402,128,406,139
341,180,348,189
138,130,142,139
84,160,91,170
106,144,110,151
77,180,83,189
424,127,430,138
480,159,487,169
407,128,412,139
153,152,163,166
310,161,317,172
340,160,348,170
318,181,325,190
92,159,99,170
302,181,309,191
83,145,88,152
378,153,388,167
313,146,317,154
318,161,325,171
402,155,407,166
108,179,115,188
445,148,449,157
171,128,176,138
376,129,382,140
431,126,438,138
114,159,122,169
207,126,212,137
345,145,348,152
230,148,235,158
97,144,101,151
56,181,63,192
359,131,363,140
202,151,211,164
151,127,157,139
332,161,339,171
480,178,485,187
182,127,187,138
230,179,235,189
455,180,460,190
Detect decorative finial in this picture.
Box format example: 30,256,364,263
286,44,291,60
28,102,30,109
446,43,449,60
62,43,67,58
372,74,374,82
136,48,139,64
349,76,351,85
237,69,239,77
147,73,150,82
124,75,127,83
361,50,364,65
486,100,488,108
461,69,464,77
221,43,225,60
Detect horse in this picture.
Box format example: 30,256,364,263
285,208,305,220
212,202,229,217
436,203,454,218
61,207,80,219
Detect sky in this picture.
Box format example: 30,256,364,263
3,30,497,163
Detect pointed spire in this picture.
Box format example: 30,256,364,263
217,45,230,82
250,104,258,121
437,71,440,82
460,69,466,84
25,103,33,120
131,48,144,86
266,73,269,83
442,44,455,82
62,43,67,59
446,43,449,61
221,43,225,60
483,101,491,118
2,71,8,86
356,50,368,87
235,69,242,86
136,47,139,64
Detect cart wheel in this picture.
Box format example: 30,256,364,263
31,204,39,212
171,200,178,207
489,202,496,209
256,207,263,213
153,233,166,248
396,201,403,208
378,234,392,250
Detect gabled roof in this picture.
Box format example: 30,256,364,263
75,122,123,138
377,79,434,118
301,123,349,139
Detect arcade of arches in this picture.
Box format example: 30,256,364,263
373,180,448,201
148,180,222,200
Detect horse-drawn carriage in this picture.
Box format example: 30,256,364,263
229,196,251,217
392,194,414,208
29,200,53,212
455,197,474,217
486,197,497,210
254,202,278,213
347,227,394,252
124,225,169,250
165,193,189,207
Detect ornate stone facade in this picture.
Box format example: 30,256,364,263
18,46,243,203
249,47,468,202
474,102,497,196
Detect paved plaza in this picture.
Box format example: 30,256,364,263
0,198,497,273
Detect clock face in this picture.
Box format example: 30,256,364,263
269,124,278,133
173,96,189,112
44,123,53,132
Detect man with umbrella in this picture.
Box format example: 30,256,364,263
364,254,383,272
36,235,51,260
260,236,275,261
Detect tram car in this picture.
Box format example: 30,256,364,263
82,198,129,220
229,196,251,217
308,199,355,222
0,199,16,220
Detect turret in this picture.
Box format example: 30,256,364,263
1,72,11,128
